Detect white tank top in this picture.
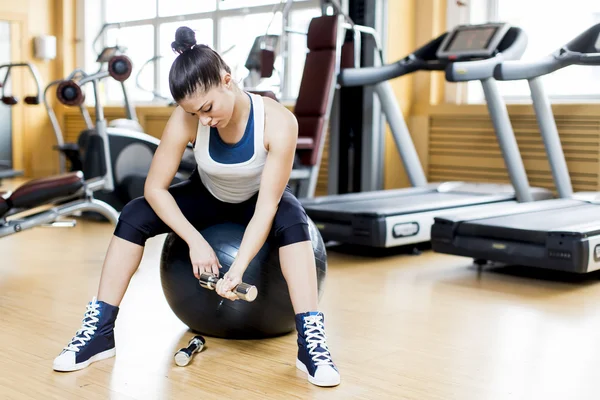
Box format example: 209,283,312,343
193,92,268,203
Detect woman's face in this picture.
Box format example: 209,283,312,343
179,75,235,129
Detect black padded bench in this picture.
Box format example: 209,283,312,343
0,171,85,218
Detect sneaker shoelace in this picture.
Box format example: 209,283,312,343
304,314,334,367
64,300,101,353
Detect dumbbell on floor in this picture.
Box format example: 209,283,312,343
174,335,206,367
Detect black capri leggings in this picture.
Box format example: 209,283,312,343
114,171,310,248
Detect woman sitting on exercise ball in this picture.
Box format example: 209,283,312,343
52,26,340,387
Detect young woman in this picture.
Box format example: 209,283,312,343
52,27,340,387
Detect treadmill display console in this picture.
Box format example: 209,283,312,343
437,23,511,59
447,27,496,52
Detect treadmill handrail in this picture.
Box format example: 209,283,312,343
495,22,600,80
337,32,449,87
578,52,600,64
494,54,567,81
495,50,600,81
446,56,502,82
338,56,448,87
338,60,418,87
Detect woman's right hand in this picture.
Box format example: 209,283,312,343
188,237,221,279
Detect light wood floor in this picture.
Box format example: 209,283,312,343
3,216,600,399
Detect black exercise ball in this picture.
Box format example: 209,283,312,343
160,218,327,339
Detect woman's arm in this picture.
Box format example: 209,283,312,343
143,107,203,246
229,101,298,274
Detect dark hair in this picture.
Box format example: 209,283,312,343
169,26,231,102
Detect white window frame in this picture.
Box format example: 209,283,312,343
445,0,600,104
76,0,322,104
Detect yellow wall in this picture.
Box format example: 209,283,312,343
384,0,446,189
383,0,415,189
425,102,600,192
0,0,75,179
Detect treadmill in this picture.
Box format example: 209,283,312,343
431,23,600,273
300,22,552,248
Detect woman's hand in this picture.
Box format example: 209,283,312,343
215,267,244,301
188,237,221,279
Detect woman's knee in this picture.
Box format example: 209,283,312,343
114,197,164,246
272,192,311,247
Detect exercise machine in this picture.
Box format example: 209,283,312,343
282,0,385,198
431,23,600,274
0,62,42,182
243,34,280,93
300,22,554,248
0,62,125,236
45,23,148,176
45,46,147,175
327,0,387,195
91,45,145,133
51,54,196,211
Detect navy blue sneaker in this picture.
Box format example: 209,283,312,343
53,297,119,372
295,311,340,387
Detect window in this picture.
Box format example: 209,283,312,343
105,25,155,103
219,0,281,10
79,0,321,105
158,0,216,17
105,0,156,22
450,0,600,103
219,11,283,91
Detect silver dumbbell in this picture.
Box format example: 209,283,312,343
199,272,258,302
174,335,206,367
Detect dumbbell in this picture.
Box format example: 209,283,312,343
199,272,258,302
174,335,206,367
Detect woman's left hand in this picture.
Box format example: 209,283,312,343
215,266,244,301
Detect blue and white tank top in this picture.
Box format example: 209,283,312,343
193,92,268,203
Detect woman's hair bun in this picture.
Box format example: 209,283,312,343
171,26,197,55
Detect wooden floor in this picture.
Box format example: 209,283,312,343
3,215,600,399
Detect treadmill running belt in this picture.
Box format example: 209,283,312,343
305,191,513,218
457,203,600,244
